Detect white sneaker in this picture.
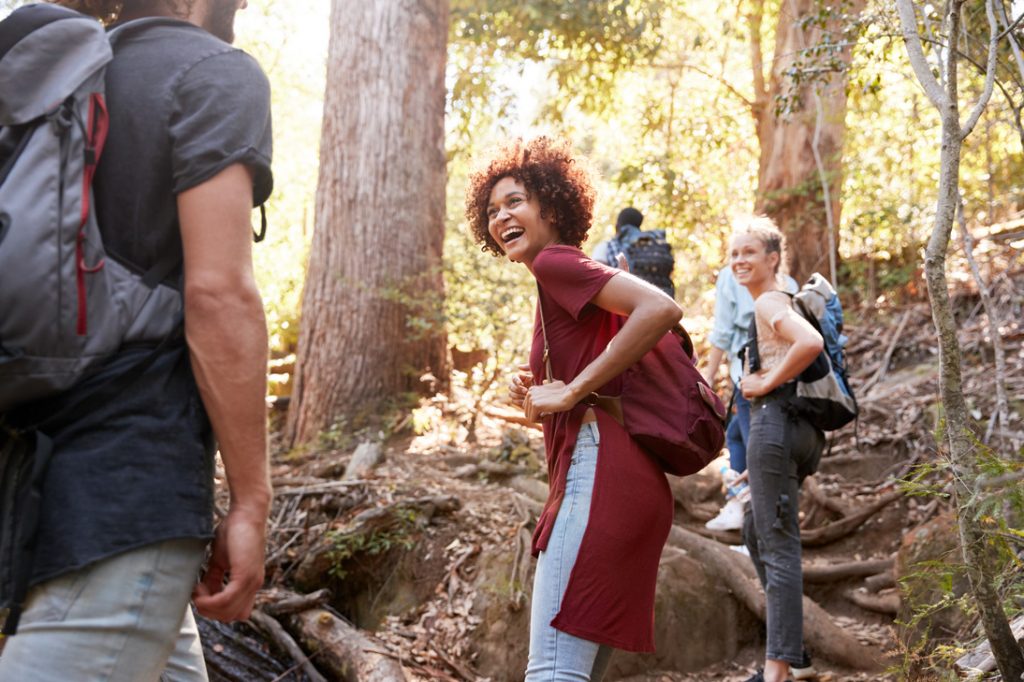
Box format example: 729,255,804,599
705,497,745,531
791,650,817,680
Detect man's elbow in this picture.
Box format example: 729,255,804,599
185,275,263,320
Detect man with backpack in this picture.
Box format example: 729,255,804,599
0,1,272,679
593,207,676,298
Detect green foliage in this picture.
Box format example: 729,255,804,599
325,517,417,580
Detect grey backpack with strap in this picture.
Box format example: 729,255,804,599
0,5,183,413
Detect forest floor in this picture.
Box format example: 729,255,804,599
202,243,1023,682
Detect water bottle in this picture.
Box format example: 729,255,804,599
719,465,750,503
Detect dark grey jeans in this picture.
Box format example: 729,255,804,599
741,386,824,666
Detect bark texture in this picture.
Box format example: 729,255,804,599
287,0,451,445
753,0,864,282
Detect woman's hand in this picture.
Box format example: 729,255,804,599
740,373,773,399
523,380,579,422
508,363,533,408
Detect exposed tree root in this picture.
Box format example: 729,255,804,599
802,557,895,584
667,525,886,671
843,588,901,615
801,489,902,547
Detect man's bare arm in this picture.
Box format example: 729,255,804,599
178,163,270,621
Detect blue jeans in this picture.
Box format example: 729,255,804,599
742,390,824,666
0,537,209,682
526,422,613,681
726,380,751,473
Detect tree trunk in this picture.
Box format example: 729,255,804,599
897,0,1024,677
287,0,451,445
754,0,864,282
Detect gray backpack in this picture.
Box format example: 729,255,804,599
0,5,183,412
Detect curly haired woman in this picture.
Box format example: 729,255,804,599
466,137,679,680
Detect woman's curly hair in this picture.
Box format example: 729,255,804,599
51,0,194,24
465,137,596,257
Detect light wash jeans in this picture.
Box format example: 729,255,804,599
0,537,209,682
526,421,613,681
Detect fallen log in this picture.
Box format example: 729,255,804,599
801,489,902,547
842,588,900,615
453,460,534,479
802,557,895,584
957,614,1024,679
506,475,550,505
196,614,300,681
249,609,328,682
666,525,885,671
289,609,408,682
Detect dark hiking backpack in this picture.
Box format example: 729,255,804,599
605,224,676,298
747,278,857,432
0,5,191,413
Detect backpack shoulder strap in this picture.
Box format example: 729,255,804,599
535,283,554,383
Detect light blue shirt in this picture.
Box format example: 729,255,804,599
707,266,799,384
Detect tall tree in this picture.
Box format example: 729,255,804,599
287,0,450,446
897,0,1024,678
751,0,865,282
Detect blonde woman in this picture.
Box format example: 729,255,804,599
732,217,825,682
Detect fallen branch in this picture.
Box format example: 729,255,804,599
288,609,408,681
483,406,543,431
275,480,369,496
250,609,328,682
862,309,913,396
666,525,885,671
801,489,902,547
263,589,333,617
802,557,895,584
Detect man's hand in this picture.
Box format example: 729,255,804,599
509,363,533,408
192,509,267,622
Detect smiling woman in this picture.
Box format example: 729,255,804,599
465,136,684,681
465,137,595,257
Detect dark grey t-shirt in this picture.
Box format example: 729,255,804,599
12,20,272,588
